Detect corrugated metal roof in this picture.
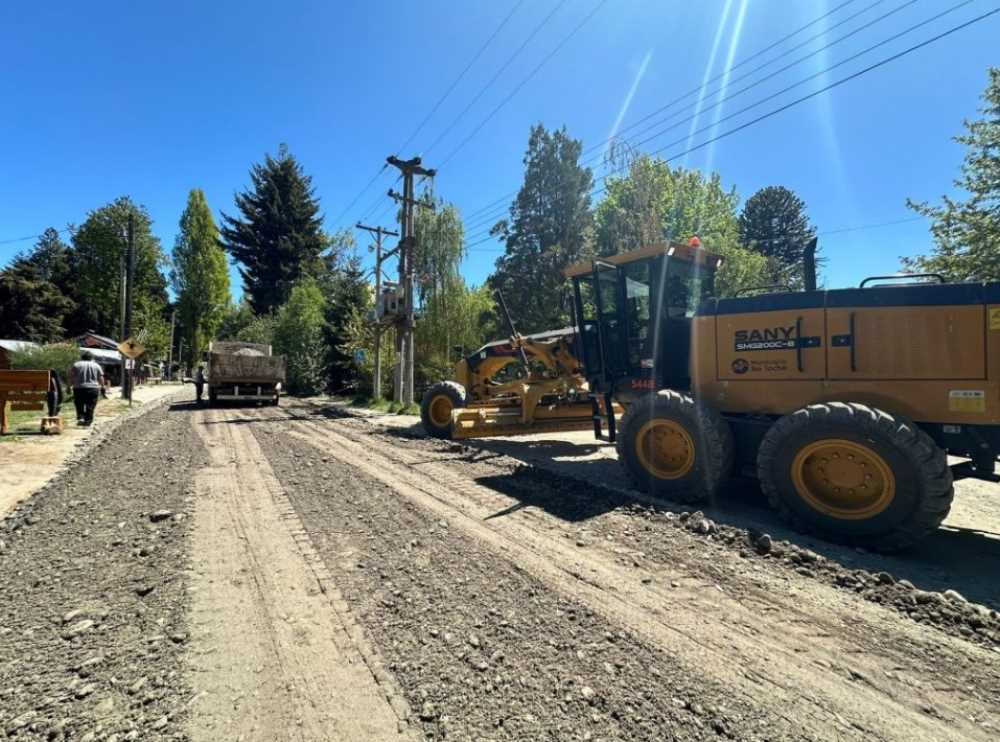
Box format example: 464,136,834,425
85,348,122,364
0,340,40,353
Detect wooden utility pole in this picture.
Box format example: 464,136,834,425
386,155,435,406
355,222,399,401
124,212,136,404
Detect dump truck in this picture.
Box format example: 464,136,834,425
420,292,618,440
563,239,1000,550
205,341,285,405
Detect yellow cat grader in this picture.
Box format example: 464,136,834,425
420,292,615,440
562,240,999,550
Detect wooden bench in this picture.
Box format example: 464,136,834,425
0,369,52,435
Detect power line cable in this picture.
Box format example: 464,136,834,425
438,0,610,169
461,6,998,250
463,215,926,254
600,0,924,162
582,0,890,161
397,0,528,154
0,226,74,247
422,0,570,157
461,0,867,224
461,0,926,235
461,0,983,241
331,163,389,229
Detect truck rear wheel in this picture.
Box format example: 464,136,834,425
616,390,733,504
757,402,953,551
420,381,467,439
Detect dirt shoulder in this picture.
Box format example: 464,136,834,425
0,384,184,519
0,399,201,740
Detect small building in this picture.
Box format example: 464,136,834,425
75,331,123,385
0,340,40,369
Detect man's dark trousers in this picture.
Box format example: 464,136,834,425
73,388,100,425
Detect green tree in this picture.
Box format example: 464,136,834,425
221,144,328,314
273,277,327,395
323,254,369,393
903,67,1000,280
415,280,496,387
236,313,277,347
69,196,169,338
0,261,74,342
594,154,768,297
489,125,594,333
739,186,817,287
172,188,231,360
0,229,76,341
414,190,465,305
218,299,257,340
9,343,82,384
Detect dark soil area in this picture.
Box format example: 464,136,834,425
258,423,797,742
0,404,203,740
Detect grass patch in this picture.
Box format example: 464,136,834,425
349,395,419,416
0,398,73,440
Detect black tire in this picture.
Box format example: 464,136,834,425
420,381,467,439
616,390,734,504
757,402,953,552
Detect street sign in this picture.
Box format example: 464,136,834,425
353,349,366,365
117,337,145,359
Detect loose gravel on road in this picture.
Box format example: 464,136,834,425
259,425,779,742
0,402,203,741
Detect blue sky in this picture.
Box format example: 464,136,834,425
1,0,997,300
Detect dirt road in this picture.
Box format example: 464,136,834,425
2,396,998,740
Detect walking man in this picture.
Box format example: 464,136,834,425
195,364,206,404
69,350,105,426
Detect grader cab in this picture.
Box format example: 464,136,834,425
566,240,1000,550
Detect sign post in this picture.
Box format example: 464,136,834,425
117,338,145,407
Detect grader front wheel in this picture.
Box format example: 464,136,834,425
420,381,467,439
757,402,954,551
616,390,733,504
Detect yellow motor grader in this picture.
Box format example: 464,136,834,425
562,239,1000,550
420,293,615,440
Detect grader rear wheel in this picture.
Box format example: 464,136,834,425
420,381,467,439
616,390,733,504
757,402,954,551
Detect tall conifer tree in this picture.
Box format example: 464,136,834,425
220,144,327,314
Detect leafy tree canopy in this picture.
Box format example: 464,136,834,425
69,196,169,338
904,67,1000,280
489,124,594,333
273,277,328,395
594,154,768,296
172,188,231,360
221,144,328,314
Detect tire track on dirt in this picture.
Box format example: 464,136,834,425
269,405,998,741
184,406,414,741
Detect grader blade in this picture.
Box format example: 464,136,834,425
450,400,619,440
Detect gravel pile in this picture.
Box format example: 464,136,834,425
0,404,203,740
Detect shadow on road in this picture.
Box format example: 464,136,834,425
465,435,1000,611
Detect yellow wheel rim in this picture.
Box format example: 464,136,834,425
791,439,895,520
635,419,695,480
428,395,453,428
